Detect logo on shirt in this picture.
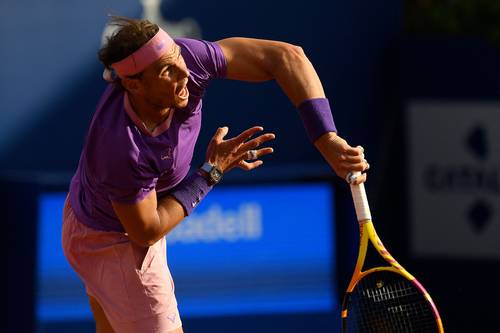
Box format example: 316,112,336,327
161,147,173,160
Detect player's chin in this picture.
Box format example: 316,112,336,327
175,92,189,108
174,98,189,109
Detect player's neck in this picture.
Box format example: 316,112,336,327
128,95,172,132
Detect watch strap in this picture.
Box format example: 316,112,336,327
200,162,214,174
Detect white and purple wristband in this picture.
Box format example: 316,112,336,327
297,98,337,142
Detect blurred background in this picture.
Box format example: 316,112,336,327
2,0,499,332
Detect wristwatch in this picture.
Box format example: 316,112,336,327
198,162,223,185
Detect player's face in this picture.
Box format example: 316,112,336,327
137,44,190,109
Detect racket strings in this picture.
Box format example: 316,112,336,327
345,271,438,332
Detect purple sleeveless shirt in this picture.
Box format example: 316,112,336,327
69,38,227,232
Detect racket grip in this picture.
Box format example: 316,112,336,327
349,171,372,221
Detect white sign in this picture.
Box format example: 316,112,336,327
169,203,262,244
407,101,500,259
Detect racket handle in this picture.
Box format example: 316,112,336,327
349,171,372,221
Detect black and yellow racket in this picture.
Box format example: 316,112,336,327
341,172,444,332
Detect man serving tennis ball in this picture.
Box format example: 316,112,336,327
62,16,369,333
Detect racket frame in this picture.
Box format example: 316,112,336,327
341,178,444,332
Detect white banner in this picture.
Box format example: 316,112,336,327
407,101,500,259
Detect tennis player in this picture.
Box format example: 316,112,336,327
62,16,369,333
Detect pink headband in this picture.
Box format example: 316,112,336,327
111,28,174,78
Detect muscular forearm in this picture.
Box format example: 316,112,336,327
150,170,214,244
268,43,369,183
314,131,341,166
112,191,187,247
150,195,186,244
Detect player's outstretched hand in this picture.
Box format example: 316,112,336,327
205,126,275,173
314,132,369,185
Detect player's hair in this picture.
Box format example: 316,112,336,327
98,16,159,72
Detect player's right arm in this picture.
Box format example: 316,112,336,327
216,38,369,184
111,126,275,247
112,190,185,246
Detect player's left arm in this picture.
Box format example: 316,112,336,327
216,37,323,105
216,37,368,183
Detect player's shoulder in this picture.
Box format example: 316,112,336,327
175,37,227,87
175,38,224,64
88,85,143,167
175,37,213,53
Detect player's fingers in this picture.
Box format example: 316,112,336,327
231,126,264,145
344,171,367,185
350,172,367,185
244,147,274,160
212,126,229,143
344,145,365,157
226,148,273,171
238,160,264,171
340,160,370,172
339,153,364,163
239,133,276,152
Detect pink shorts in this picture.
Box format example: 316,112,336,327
61,197,182,333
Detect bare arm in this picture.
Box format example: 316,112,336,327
112,191,185,247
217,38,368,183
217,37,324,106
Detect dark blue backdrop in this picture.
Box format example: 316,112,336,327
3,0,500,332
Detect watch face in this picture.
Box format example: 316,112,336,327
210,168,223,183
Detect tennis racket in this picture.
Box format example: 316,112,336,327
341,172,444,332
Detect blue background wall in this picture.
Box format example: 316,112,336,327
3,0,500,332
